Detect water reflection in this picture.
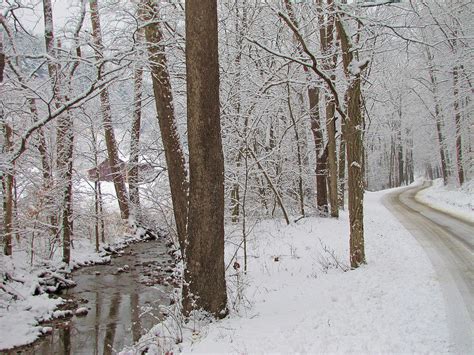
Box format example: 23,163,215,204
13,240,172,355
103,292,120,355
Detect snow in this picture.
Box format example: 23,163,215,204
0,254,63,350
124,188,451,354
348,58,370,76
416,179,474,223
75,307,88,316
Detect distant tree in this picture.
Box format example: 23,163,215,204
283,0,329,216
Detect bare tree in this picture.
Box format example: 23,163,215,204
89,0,130,220
283,0,329,215
142,0,189,250
43,0,75,263
129,17,145,222
318,0,339,218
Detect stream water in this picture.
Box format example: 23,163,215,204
13,239,175,355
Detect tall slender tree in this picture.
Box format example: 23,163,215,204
283,0,329,215
143,0,189,251
43,0,74,263
129,26,144,221
318,0,339,218
89,0,130,220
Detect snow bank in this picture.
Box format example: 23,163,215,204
0,254,63,350
416,179,474,223
125,189,450,354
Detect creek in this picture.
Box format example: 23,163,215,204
14,239,175,355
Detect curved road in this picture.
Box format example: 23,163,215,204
383,183,473,354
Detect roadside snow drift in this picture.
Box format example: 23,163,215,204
416,179,474,223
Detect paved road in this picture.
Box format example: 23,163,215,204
383,183,473,354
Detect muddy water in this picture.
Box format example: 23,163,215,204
18,240,175,355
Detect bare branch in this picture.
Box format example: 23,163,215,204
277,11,347,120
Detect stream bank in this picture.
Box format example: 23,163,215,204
8,238,179,355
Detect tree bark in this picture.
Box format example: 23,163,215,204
397,132,404,186
287,84,305,217
338,119,346,209
43,0,74,263
308,87,329,215
325,97,338,216
143,0,188,250
453,65,464,185
0,35,4,82
2,122,13,256
183,0,228,318
129,61,143,221
318,0,339,218
336,15,366,268
89,0,130,220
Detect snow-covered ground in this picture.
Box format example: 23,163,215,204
127,188,452,354
416,179,474,223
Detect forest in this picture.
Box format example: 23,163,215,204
0,0,472,353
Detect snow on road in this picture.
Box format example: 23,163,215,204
139,188,451,354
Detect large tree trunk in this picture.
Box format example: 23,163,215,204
89,0,130,220
183,0,228,318
308,87,329,215
346,79,365,268
336,16,366,268
2,122,13,256
143,0,188,250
